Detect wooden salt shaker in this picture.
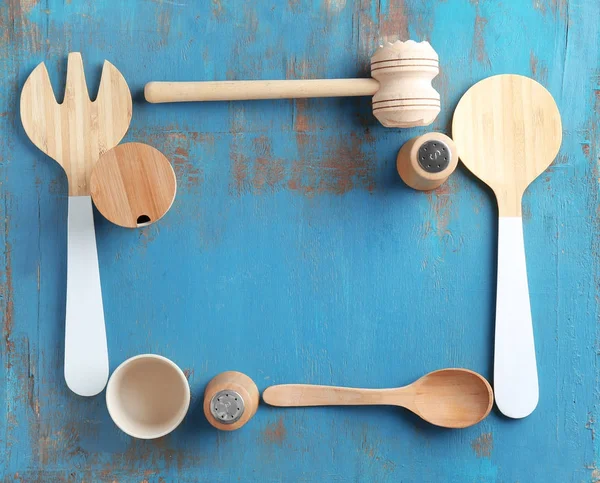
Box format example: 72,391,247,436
203,371,259,431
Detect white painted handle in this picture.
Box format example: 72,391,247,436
494,216,539,418
65,196,108,396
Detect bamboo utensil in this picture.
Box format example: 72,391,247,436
145,40,440,128
263,368,493,429
452,74,562,418
90,143,177,228
20,53,132,396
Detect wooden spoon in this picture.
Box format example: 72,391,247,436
263,369,493,429
452,74,562,418
20,53,132,396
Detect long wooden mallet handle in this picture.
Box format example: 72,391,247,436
144,78,379,103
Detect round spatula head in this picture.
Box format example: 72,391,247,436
452,74,562,216
90,143,177,228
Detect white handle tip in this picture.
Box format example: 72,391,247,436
65,364,109,397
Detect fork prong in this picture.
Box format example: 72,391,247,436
96,59,132,150
20,61,60,160
64,52,90,106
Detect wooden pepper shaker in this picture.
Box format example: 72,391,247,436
396,132,458,191
203,371,259,431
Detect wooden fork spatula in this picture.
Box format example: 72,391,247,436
20,53,132,396
452,75,562,418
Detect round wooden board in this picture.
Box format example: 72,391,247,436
90,142,177,228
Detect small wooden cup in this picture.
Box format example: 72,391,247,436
396,132,458,191
90,142,177,228
203,371,259,431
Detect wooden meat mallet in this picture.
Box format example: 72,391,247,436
145,40,440,128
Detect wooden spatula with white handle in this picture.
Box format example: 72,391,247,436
20,53,132,396
452,74,562,418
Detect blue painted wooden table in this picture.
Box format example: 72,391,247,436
1,0,599,481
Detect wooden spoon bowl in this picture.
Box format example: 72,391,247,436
410,369,493,428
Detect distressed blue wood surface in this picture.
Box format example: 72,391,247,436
1,0,599,481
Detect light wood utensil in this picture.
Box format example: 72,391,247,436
452,74,562,419
145,40,440,128
90,143,177,228
20,53,132,396
263,368,493,429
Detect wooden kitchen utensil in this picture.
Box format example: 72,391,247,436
263,368,493,429
145,40,440,128
90,143,177,228
397,132,459,190
452,74,562,419
204,371,259,431
20,53,132,396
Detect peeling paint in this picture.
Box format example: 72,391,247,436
211,0,223,18
425,178,457,239
263,417,286,444
131,127,207,191
230,131,375,196
361,428,396,474
471,432,493,458
324,0,347,14
530,51,548,83
355,0,409,61
0,0,42,53
533,0,568,20
378,0,409,44
152,0,173,46
289,132,375,195
2,206,14,367
470,1,490,67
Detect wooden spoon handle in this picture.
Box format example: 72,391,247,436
144,79,379,103
494,216,539,418
64,196,109,397
263,384,407,407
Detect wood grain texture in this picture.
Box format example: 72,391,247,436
145,40,440,128
20,53,132,196
452,74,562,217
263,368,494,429
145,79,380,102
90,143,177,228
1,0,599,481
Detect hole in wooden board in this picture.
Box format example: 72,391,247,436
136,214,151,227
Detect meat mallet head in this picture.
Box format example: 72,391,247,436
370,40,440,128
